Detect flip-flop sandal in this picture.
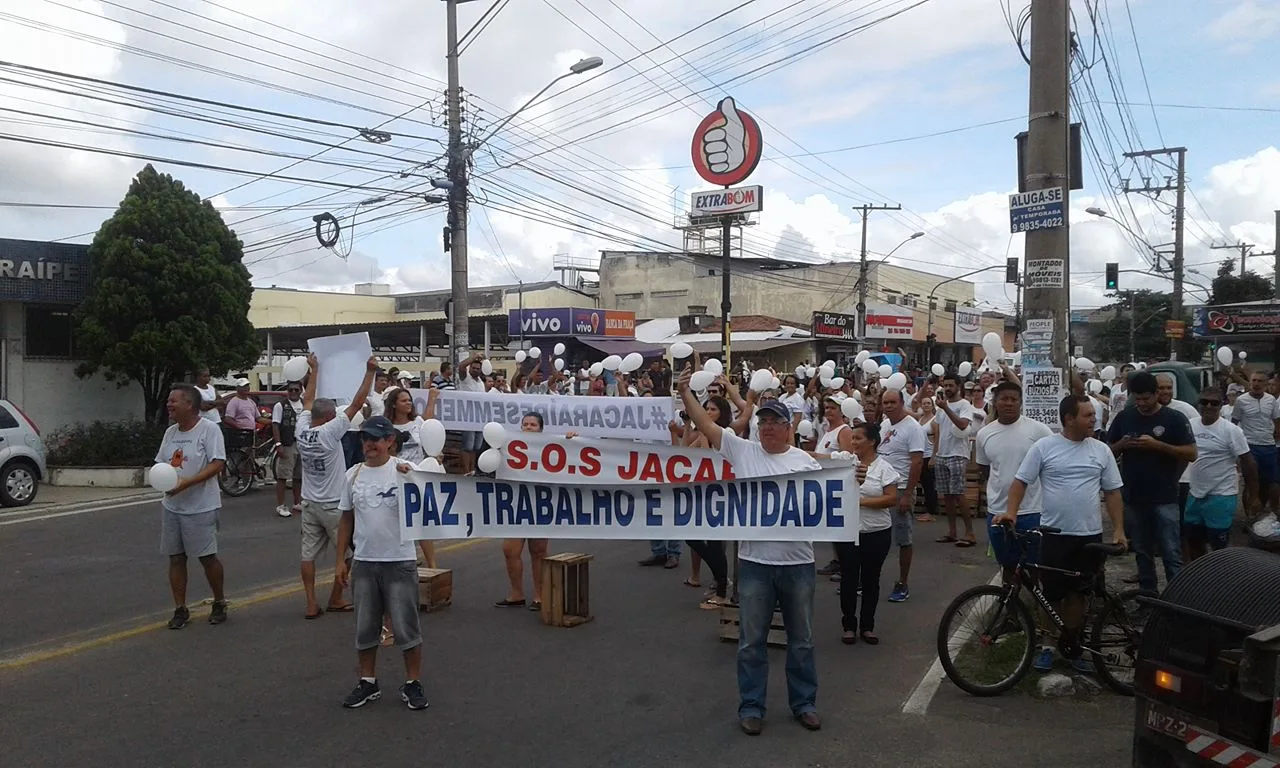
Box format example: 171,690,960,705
841,631,857,645
955,539,977,548
527,601,542,612
326,603,354,612
494,598,527,607
682,579,701,588
915,514,934,522
860,632,880,645
936,535,958,543
304,608,324,620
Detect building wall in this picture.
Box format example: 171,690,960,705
0,302,143,434
250,288,396,327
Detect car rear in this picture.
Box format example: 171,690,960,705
0,399,46,506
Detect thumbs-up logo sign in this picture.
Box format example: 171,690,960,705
691,96,763,187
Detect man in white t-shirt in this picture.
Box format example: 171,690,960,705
456,353,488,475
677,369,824,737
271,382,305,518
335,415,428,711
975,381,1052,583
297,354,376,620
1187,387,1256,560
934,374,977,546
1231,371,1278,515
878,388,925,603
996,394,1125,673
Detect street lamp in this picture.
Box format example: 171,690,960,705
851,231,925,293
467,57,603,158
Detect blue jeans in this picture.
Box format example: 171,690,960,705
649,540,682,558
736,559,817,719
1124,502,1182,593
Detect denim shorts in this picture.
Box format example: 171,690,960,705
1251,445,1278,485
461,431,484,452
1184,495,1236,531
987,513,1041,568
352,560,422,652
891,506,913,547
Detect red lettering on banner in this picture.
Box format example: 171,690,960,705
618,452,639,480
543,443,567,473
638,454,663,482
506,440,529,470
667,455,692,483
693,459,718,482
579,446,601,477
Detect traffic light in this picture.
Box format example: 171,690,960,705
1105,262,1119,290
1005,257,1018,284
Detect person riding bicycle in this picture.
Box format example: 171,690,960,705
993,394,1126,674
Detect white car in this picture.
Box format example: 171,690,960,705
0,399,46,506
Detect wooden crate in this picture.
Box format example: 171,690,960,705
416,567,453,613
718,606,787,648
540,552,593,628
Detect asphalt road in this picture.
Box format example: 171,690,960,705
0,492,1133,767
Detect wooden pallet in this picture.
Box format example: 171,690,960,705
718,606,787,648
540,552,593,628
416,567,453,613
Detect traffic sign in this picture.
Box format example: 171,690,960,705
691,97,763,187
1009,186,1065,233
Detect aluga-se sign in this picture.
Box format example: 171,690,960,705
690,185,763,216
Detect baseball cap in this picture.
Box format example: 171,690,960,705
824,392,848,404
756,400,791,421
234,378,250,389
359,415,397,439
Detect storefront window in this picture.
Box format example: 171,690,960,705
25,305,76,358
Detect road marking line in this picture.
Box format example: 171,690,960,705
0,538,489,671
0,498,158,525
901,571,1002,716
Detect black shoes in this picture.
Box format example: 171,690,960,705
167,605,190,630
401,680,429,710
342,680,381,708
209,600,228,625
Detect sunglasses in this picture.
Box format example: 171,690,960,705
1199,399,1221,407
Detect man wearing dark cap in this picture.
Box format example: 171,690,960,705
336,415,428,711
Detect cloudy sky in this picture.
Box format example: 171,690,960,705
1,0,1278,316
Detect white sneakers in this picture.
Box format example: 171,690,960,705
276,505,292,518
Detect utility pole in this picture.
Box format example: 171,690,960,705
444,0,474,373
853,203,902,342
1124,146,1186,358
720,219,732,370
1211,241,1255,275
1127,291,1136,363
1021,0,1072,375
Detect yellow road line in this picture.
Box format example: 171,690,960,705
0,538,490,671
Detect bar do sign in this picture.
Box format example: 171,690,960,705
690,97,764,216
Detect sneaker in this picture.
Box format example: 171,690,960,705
208,600,228,625
816,559,840,576
888,582,909,603
401,680,429,710
291,504,301,513
275,505,291,518
342,679,381,708
1071,657,1095,674
167,605,190,630
1034,647,1054,672
829,572,842,583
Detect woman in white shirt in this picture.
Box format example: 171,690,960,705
836,421,900,646
812,395,855,457
916,396,940,522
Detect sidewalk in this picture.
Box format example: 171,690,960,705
13,485,159,514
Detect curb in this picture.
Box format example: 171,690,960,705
2,491,161,518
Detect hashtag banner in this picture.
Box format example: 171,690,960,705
409,388,677,442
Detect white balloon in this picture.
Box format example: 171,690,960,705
282,356,309,382
148,463,178,493
553,342,566,356
770,376,781,390
554,358,565,371
417,457,444,474
670,342,694,359
589,362,604,377
529,346,542,359
602,354,622,371
749,369,773,392
823,359,836,370
797,419,814,438
1075,357,1094,372
690,370,715,392
1136,361,1147,370
1240,351,1249,360
877,364,892,379
1087,378,1103,394
819,363,835,377
578,368,589,378
477,448,502,474
886,372,908,390
514,350,527,363
422,419,446,456
982,332,1002,358
1217,346,1233,366
621,352,644,373
958,361,973,377
931,363,945,377
794,365,806,379
482,421,508,449
820,376,834,388
851,389,862,402
840,399,862,422
806,366,817,378
855,350,870,364
702,358,724,376
1100,365,1117,381
861,359,879,375
830,377,845,390
481,359,494,376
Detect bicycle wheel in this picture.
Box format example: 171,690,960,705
1089,587,1146,696
218,450,254,497
937,584,1036,696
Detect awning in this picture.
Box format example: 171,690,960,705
686,338,812,353
577,338,669,357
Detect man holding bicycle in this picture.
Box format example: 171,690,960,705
994,394,1126,673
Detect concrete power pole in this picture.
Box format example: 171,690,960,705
1211,242,1255,275
445,0,472,371
1124,147,1186,358
853,203,902,341
1021,0,1072,374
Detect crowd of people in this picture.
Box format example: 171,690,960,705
151,347,1266,734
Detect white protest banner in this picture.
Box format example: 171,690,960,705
399,468,859,542
308,332,373,402
409,388,675,441
496,432,735,485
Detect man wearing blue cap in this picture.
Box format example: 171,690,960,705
336,414,428,712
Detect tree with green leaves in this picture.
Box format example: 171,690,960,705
1210,258,1274,306
75,165,260,425
1091,288,1204,363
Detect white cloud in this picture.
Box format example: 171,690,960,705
1207,0,1280,53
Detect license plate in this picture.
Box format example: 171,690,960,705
1144,701,1192,740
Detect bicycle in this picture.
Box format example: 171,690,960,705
218,428,278,497
936,525,1147,697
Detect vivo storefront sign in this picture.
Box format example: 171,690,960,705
508,308,636,338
